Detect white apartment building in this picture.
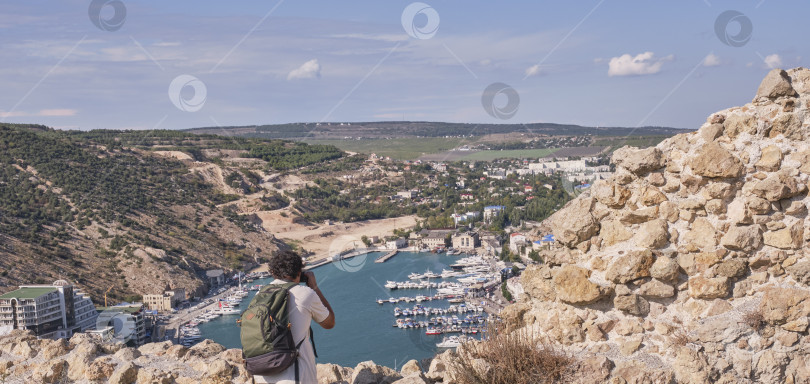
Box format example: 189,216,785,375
0,280,98,339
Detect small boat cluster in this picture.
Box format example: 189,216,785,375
376,295,464,304
384,281,461,290
394,303,484,317
179,324,202,346
393,313,487,331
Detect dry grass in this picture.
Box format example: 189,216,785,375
743,309,765,331
670,328,690,347
449,322,574,384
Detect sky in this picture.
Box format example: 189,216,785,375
0,0,807,131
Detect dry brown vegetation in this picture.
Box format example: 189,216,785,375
743,309,765,331
449,323,574,384
670,328,690,347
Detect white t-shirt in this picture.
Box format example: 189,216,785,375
254,280,329,384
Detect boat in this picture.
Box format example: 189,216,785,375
436,336,464,348
425,327,442,335
385,281,398,290
217,307,240,315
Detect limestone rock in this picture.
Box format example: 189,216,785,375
317,363,352,384
727,198,752,224
723,113,757,139
633,219,669,249
619,206,658,225
784,200,807,216
638,185,667,206
552,265,610,305
751,169,805,202
650,256,680,282
400,360,422,377
605,249,654,284
620,336,643,355
763,221,803,249
682,218,718,250
688,142,743,178
759,287,810,325
638,279,675,298
351,361,402,384
756,68,797,99
788,149,810,174
426,351,454,382
787,261,810,285
756,145,783,171
720,225,762,252
701,123,724,141
520,264,555,301
715,259,748,278
204,360,233,383
36,358,67,384
592,180,631,208
185,339,225,360
550,197,599,247
612,146,666,175
109,362,139,384
688,276,730,299
614,294,650,316
392,374,429,384
85,358,116,381
600,219,633,247
673,347,711,384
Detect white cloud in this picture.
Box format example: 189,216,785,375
703,53,721,67
764,54,782,69
524,64,541,77
287,59,322,81
607,52,673,77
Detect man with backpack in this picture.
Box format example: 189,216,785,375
242,250,335,384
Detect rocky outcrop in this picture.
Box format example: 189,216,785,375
0,330,445,384
513,68,810,383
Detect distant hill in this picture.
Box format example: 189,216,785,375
0,124,347,302
184,121,690,140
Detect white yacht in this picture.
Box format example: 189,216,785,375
436,336,464,348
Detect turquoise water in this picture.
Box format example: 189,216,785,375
196,252,486,369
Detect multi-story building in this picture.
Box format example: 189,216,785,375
0,280,98,339
206,270,225,286
385,238,408,250
97,303,147,346
143,288,185,312
452,232,480,251
483,205,505,222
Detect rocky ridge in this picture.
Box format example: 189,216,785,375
504,68,810,383
0,329,455,384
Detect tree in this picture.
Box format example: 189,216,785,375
361,235,371,247
528,249,540,262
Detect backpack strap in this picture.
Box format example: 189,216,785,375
293,336,306,384
310,328,317,358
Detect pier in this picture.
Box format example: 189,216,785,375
375,250,399,263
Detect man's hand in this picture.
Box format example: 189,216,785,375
303,271,318,290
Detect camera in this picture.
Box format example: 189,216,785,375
300,272,309,284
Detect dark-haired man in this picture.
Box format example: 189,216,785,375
255,250,335,384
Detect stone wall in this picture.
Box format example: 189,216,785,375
506,68,810,383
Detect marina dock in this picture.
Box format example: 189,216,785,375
375,250,399,263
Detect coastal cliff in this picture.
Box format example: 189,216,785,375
501,67,810,383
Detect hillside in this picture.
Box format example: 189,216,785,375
184,121,687,140
0,126,347,302
499,68,810,383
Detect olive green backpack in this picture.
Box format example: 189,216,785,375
238,282,315,383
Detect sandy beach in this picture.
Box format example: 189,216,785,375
251,215,418,272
